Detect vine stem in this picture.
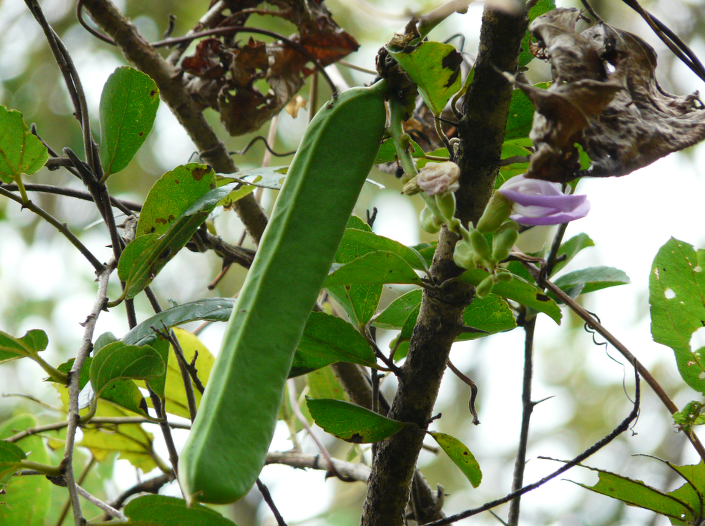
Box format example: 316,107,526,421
519,257,705,463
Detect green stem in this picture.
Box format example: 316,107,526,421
30,352,69,384
15,177,30,204
388,98,418,183
19,459,63,477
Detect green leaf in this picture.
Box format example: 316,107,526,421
518,0,556,68
459,269,561,323
79,402,158,472
552,266,630,300
505,84,549,140
325,251,423,287
118,182,237,299
429,431,482,488
137,164,216,237
388,42,463,115
216,166,287,208
290,312,376,377
306,366,348,402
0,440,25,484
551,233,595,276
389,302,421,360
90,341,165,399
574,463,696,524
496,138,533,185
125,495,237,526
0,105,48,184
124,298,235,346
650,238,705,394
457,295,517,341
0,329,48,364
375,137,426,164
373,290,423,330
307,398,412,443
0,415,52,526
99,66,159,176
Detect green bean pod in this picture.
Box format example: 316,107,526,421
179,81,388,504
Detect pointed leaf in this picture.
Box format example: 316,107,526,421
100,66,159,176
118,182,237,299
124,298,235,346
551,233,595,276
552,266,630,300
373,289,423,330
125,495,237,526
307,398,413,443
429,431,482,488
457,295,517,341
290,312,376,377
388,42,463,115
325,251,423,287
574,464,695,524
460,269,561,323
0,106,48,184
0,329,48,364
650,238,705,394
90,341,165,398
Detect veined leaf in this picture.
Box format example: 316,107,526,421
0,329,48,364
429,431,482,488
90,341,165,398
125,495,236,526
0,105,48,184
325,251,423,287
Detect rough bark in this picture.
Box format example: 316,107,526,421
81,0,269,243
360,7,528,526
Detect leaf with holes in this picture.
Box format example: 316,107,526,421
650,238,705,394
100,66,159,176
0,105,47,184
429,432,482,488
307,398,413,443
388,42,463,115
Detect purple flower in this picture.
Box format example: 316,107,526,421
498,174,590,226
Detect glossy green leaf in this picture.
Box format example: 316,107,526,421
90,341,165,398
118,182,237,299
290,312,376,377
373,289,423,330
457,294,517,341
0,329,48,364
388,41,463,115
0,105,48,184
325,251,423,287
518,0,556,67
124,298,235,346
125,495,237,526
574,463,697,525
137,164,216,237
307,398,412,443
100,66,159,176
505,84,549,140
650,238,705,394
0,415,51,526
552,266,630,300
0,440,25,484
429,431,482,488
460,269,561,323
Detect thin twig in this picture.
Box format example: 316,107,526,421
61,260,114,526
256,478,288,526
519,257,705,463
447,360,479,425
106,472,173,514
0,187,104,272
75,483,126,520
265,451,371,482
56,456,96,526
425,369,640,525
0,182,141,213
